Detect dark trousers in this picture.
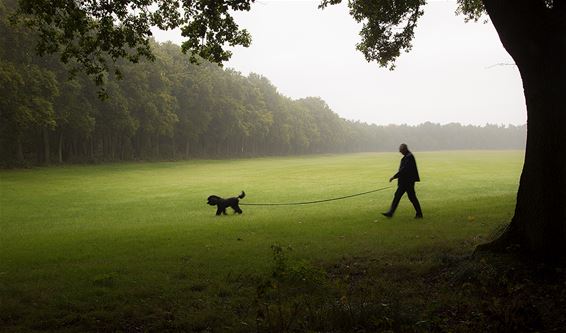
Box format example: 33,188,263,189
387,182,423,216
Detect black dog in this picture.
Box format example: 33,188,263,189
207,191,246,215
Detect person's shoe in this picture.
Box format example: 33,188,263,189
415,214,423,219
382,212,393,218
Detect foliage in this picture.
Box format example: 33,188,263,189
10,0,489,77
317,0,485,69
455,0,487,22
13,0,253,84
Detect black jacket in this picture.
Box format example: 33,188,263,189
393,152,420,184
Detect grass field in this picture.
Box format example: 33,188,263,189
0,151,525,332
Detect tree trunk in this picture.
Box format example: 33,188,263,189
89,137,94,160
16,134,24,163
185,138,190,160
172,135,176,160
155,135,160,158
42,127,50,165
58,131,63,163
477,0,566,260
119,136,124,160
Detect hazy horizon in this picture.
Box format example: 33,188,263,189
153,0,527,127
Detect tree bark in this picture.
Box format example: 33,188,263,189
42,127,50,165
185,138,190,159
57,131,63,163
172,135,176,160
16,134,24,163
89,137,94,160
477,0,566,260
155,135,160,158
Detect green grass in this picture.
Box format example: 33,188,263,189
0,151,524,331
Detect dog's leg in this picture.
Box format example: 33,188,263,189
233,205,243,214
216,207,223,216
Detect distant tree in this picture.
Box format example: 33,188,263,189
161,42,215,158
0,61,57,164
0,2,58,165
53,79,95,163
247,74,287,154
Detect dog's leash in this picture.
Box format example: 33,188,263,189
239,185,392,206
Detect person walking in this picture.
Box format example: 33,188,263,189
382,143,423,219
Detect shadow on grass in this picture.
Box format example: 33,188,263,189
1,245,565,332
241,245,566,333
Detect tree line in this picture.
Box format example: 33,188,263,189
0,3,525,167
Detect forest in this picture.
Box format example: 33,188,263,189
0,2,525,167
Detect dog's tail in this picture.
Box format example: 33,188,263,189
238,191,246,199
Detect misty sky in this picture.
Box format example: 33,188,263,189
153,0,527,126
